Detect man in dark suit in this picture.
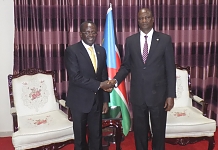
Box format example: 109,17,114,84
64,21,113,150
109,8,176,150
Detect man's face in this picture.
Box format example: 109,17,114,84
80,23,97,46
138,9,154,33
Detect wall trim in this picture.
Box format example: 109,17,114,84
0,131,13,137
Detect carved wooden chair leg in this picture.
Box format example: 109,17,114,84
208,136,215,150
114,122,122,150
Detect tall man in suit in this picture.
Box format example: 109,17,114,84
64,21,113,150
110,8,176,150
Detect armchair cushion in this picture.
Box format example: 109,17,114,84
12,74,59,116
166,106,216,138
174,69,192,107
13,110,73,148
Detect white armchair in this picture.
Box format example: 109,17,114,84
8,69,74,150
165,65,216,150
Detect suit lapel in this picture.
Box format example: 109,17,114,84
78,42,96,73
134,33,144,63
146,31,160,65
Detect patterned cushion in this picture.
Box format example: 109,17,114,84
12,110,74,149
174,69,192,107
166,107,216,138
12,74,59,117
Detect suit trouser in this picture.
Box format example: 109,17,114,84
132,103,167,150
70,100,102,150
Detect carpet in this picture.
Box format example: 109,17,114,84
1,130,217,150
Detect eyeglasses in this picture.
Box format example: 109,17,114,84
81,31,97,36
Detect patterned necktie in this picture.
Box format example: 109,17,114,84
142,35,148,63
88,46,97,72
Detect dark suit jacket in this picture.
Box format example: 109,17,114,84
114,31,176,106
64,41,109,113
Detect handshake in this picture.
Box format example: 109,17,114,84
100,79,117,92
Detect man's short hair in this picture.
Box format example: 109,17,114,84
80,21,96,31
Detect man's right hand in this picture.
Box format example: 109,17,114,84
100,80,115,91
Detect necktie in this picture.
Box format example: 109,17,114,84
88,46,97,72
142,35,148,63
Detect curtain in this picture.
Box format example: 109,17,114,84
14,0,218,122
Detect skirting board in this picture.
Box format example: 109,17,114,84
0,131,13,137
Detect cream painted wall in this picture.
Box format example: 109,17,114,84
0,0,14,136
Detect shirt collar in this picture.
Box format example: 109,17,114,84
139,28,154,38
81,40,94,49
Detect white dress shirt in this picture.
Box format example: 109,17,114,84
140,28,154,55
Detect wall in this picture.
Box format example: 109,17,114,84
0,0,14,136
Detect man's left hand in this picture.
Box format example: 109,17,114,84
102,102,109,114
164,97,174,111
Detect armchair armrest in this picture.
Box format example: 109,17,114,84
10,107,17,114
59,99,67,107
192,95,204,104
58,99,72,121
191,95,208,117
10,107,18,132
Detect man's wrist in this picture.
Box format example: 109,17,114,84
114,79,118,88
